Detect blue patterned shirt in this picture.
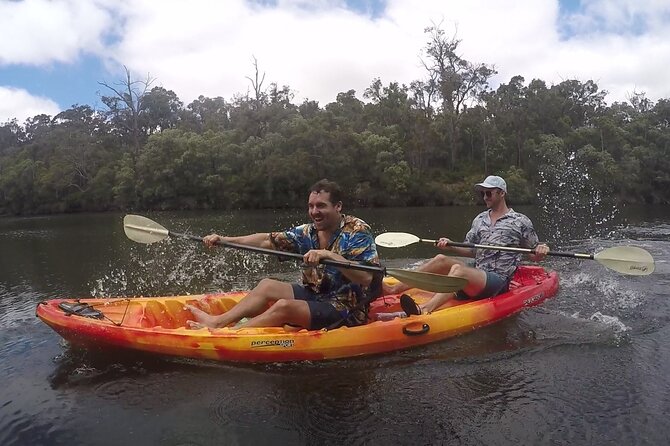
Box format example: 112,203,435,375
464,209,540,281
269,214,380,310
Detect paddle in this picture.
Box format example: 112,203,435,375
123,215,468,293
374,232,655,276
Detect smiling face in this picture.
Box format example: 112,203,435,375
308,190,342,232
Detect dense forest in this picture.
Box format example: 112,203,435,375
1,26,669,216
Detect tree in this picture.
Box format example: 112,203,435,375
364,79,412,130
24,114,52,142
0,119,25,153
324,90,367,133
99,65,156,154
50,105,107,196
140,86,183,134
182,95,231,132
420,24,496,166
245,56,267,111
486,76,530,168
553,79,607,128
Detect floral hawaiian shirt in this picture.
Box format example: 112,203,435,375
269,214,380,311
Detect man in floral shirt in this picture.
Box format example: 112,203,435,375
186,179,380,330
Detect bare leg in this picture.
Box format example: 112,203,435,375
420,292,455,314
240,299,312,328
185,279,294,328
185,306,224,329
418,264,488,314
383,254,465,295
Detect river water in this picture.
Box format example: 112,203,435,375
1,205,668,445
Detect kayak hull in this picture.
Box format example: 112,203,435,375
36,266,558,362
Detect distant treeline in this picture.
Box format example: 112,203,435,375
1,26,669,216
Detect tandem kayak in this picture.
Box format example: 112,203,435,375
36,265,558,363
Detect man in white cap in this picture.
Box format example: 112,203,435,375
385,175,550,316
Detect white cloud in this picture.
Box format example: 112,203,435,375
2,0,670,116
104,0,670,107
0,0,113,65
0,87,60,123
108,0,419,106
565,0,670,34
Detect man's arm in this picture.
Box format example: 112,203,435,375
436,238,476,257
203,232,273,249
440,215,481,257
519,215,549,262
303,249,374,287
529,244,549,262
310,227,378,287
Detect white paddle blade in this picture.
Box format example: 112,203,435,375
123,214,170,244
386,268,468,293
375,232,422,248
594,246,655,275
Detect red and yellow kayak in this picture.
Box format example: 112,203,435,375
36,265,558,362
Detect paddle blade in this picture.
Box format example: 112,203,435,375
375,232,421,248
386,268,468,293
123,214,170,244
594,246,655,275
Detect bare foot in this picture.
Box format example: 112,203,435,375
184,304,220,329
186,320,207,329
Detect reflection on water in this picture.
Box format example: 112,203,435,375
1,207,670,444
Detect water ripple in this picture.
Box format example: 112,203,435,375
209,384,282,429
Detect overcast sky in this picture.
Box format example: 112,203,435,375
1,0,669,124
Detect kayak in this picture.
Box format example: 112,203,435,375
36,265,558,363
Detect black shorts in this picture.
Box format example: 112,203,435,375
291,284,345,330
454,271,509,301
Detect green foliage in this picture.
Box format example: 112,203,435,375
2,30,670,215
501,166,534,205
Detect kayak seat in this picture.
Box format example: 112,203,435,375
135,301,190,329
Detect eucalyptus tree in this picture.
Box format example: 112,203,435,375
485,75,530,168
552,79,607,129
229,57,292,139
180,96,232,133
420,24,496,167
633,96,670,203
99,65,156,154
363,79,412,130
140,86,183,135
23,114,52,144
325,89,367,132
48,105,113,208
0,119,25,153
458,104,494,172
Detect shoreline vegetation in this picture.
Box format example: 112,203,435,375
1,26,669,217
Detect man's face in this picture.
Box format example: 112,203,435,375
308,191,342,231
481,188,503,208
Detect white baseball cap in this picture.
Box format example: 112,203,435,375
474,175,507,193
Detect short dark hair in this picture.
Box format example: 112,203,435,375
309,179,342,204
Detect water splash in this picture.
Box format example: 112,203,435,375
560,270,643,311
535,149,620,244
588,311,630,333
91,237,275,297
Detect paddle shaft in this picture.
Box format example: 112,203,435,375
125,217,468,292
168,230,389,274
420,238,594,260
375,231,653,276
